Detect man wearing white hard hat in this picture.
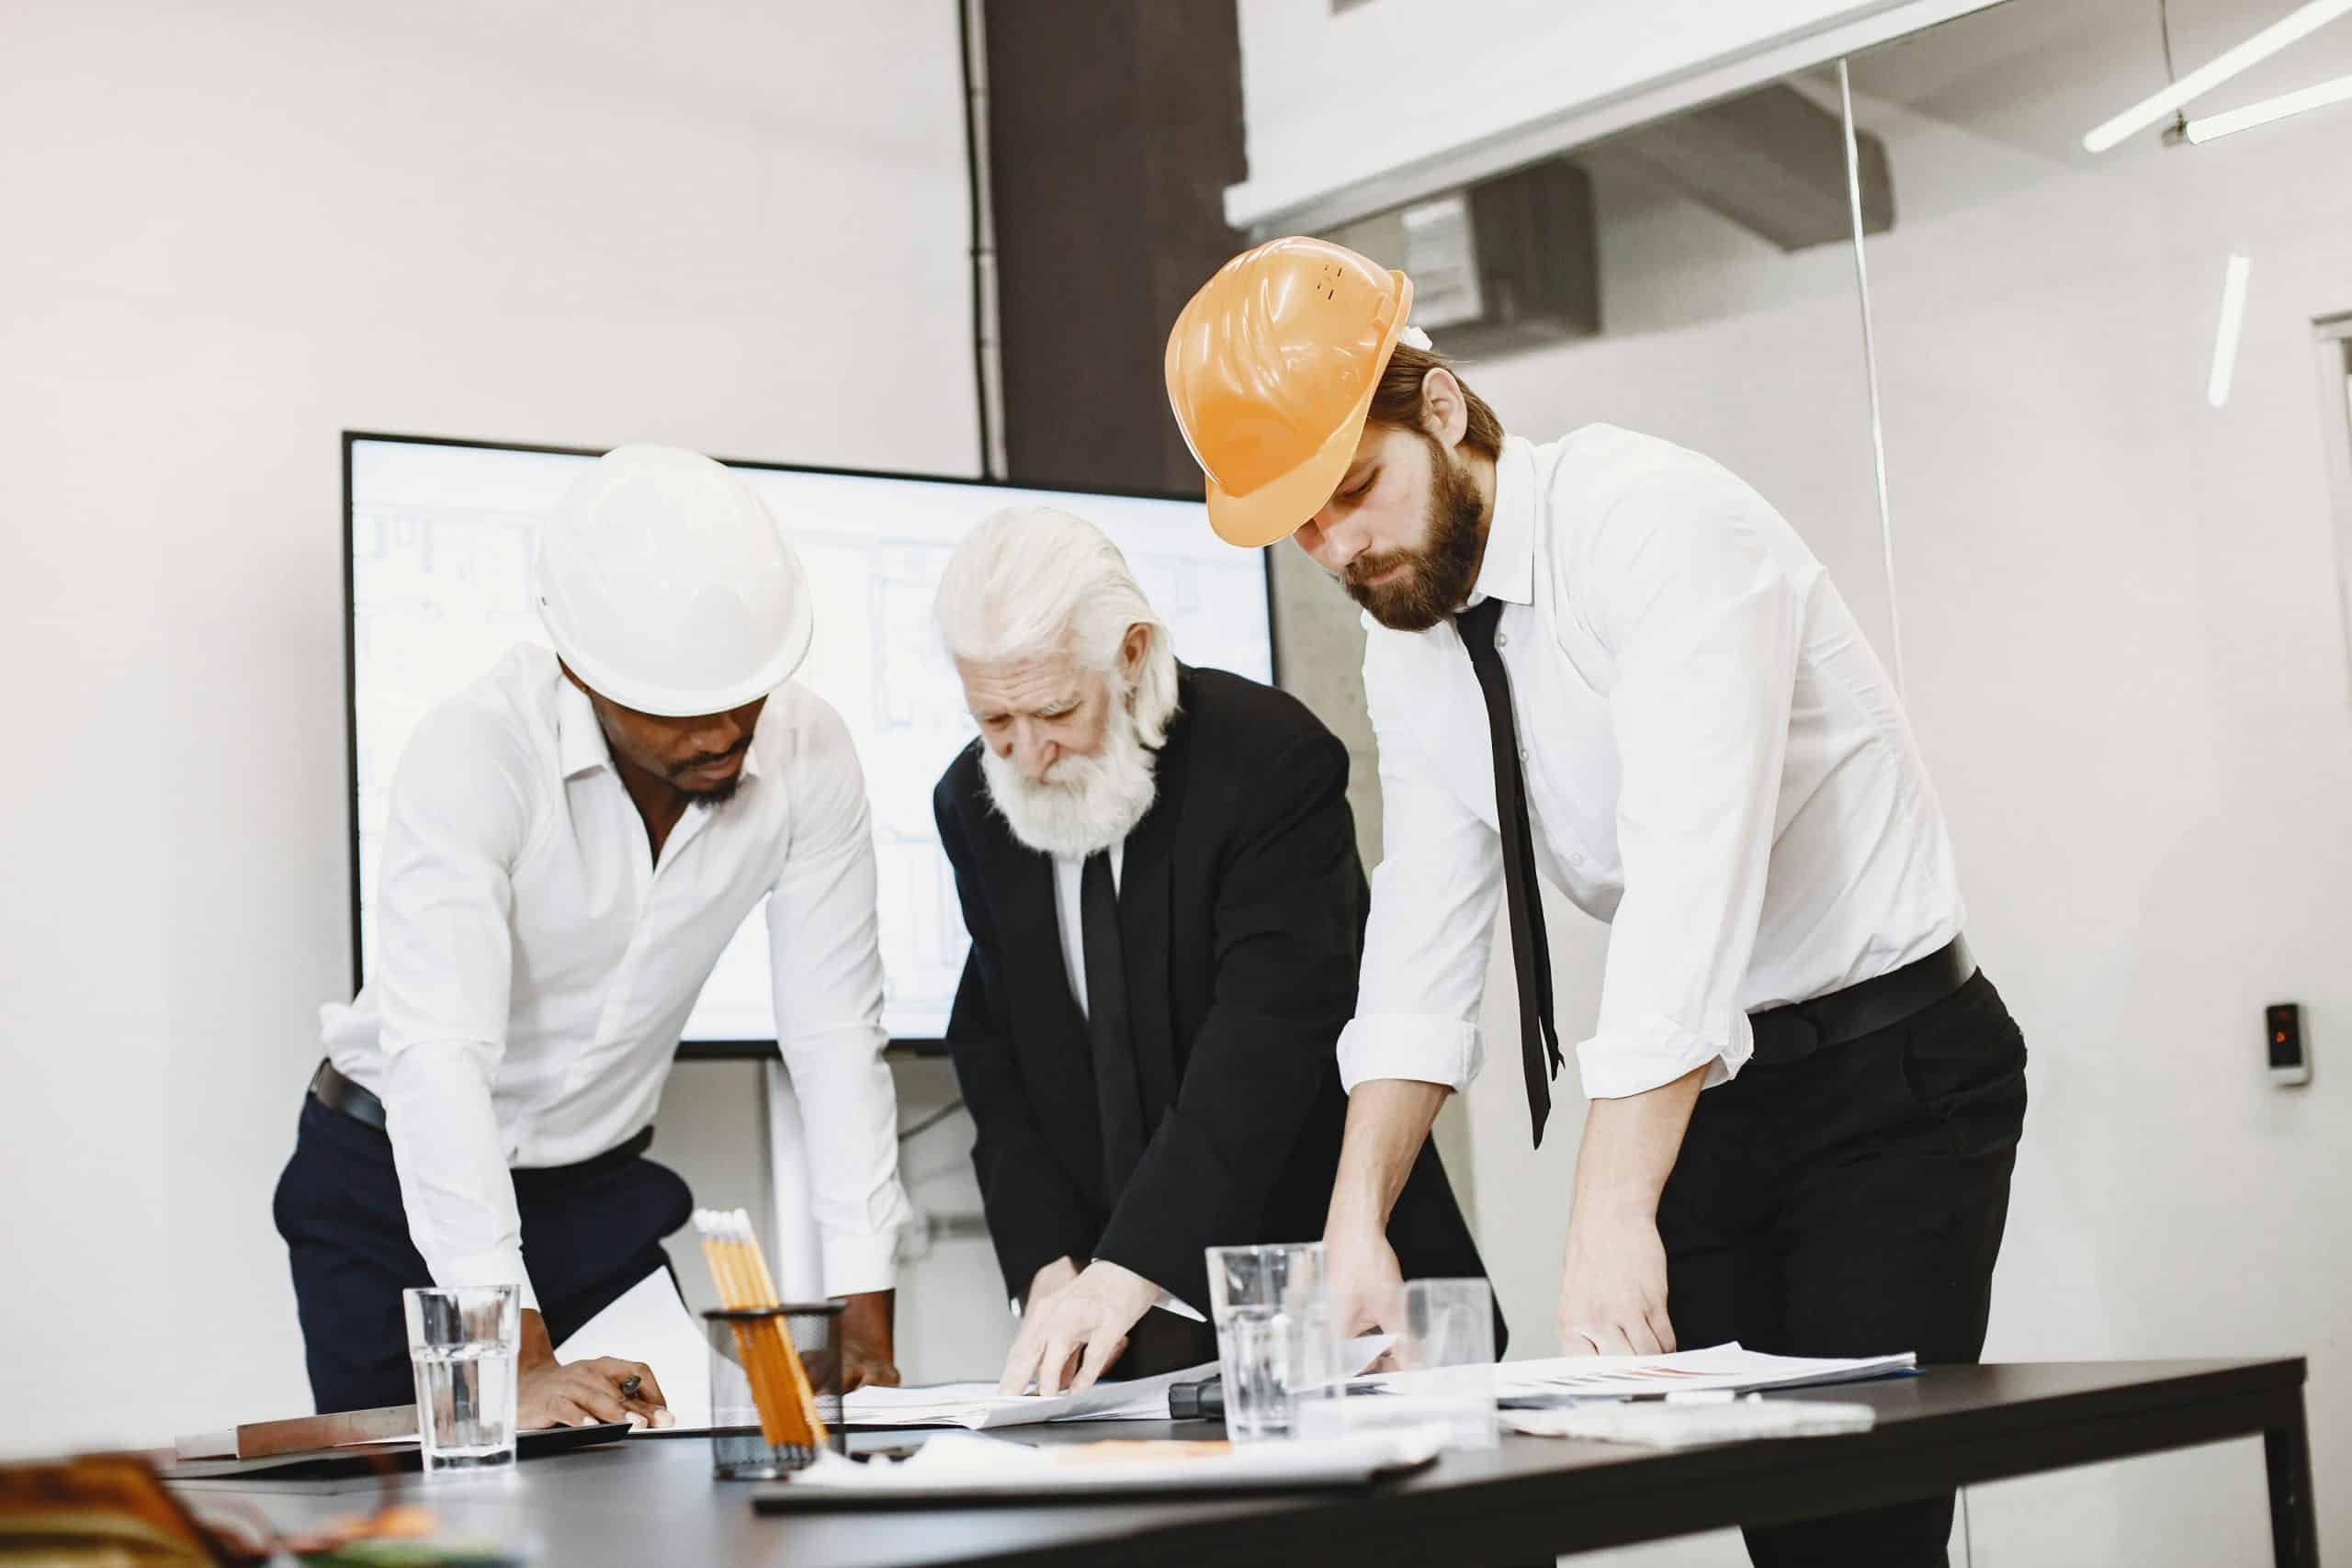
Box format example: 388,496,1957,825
277,445,911,1427
1167,240,2026,1567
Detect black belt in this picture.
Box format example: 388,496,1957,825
1747,936,1976,1066
311,1057,389,1129
307,1058,655,1176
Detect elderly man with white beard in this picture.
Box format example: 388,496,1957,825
929,506,1496,1396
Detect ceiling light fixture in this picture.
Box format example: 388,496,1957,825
2082,0,2352,152
2183,71,2352,140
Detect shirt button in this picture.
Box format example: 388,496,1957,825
1495,631,1510,648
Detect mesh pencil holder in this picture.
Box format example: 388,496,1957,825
703,1303,846,1479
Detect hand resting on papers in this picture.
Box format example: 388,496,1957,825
516,1307,674,1429
999,1258,1164,1396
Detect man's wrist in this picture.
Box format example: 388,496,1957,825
1087,1258,1166,1316
1573,1185,1664,1227
1328,1078,1448,1238
517,1308,557,1371
1566,1070,1705,1234
834,1289,895,1351
1326,1184,1392,1242
1026,1256,1077,1303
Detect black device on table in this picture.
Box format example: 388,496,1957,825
1167,1376,1224,1422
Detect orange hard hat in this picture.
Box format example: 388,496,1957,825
1164,236,1415,548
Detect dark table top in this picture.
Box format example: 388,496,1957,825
170,1359,2307,1567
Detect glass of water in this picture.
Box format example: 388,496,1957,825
1205,1242,1336,1441
1390,1277,1499,1449
402,1285,520,1472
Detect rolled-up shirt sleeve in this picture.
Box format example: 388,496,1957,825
372,705,543,1309
1335,627,1506,1094
1574,473,1805,1100
766,696,912,1297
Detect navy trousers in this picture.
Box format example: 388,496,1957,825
273,1093,693,1414
1659,971,2029,1568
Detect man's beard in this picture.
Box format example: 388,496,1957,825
670,739,749,809
1340,434,1486,633
980,686,1159,859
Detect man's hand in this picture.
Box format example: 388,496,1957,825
1555,1065,1706,1358
997,1259,1161,1396
514,1308,673,1429
835,1290,899,1392
1555,1204,1675,1357
1322,1224,1407,1340
1023,1255,1081,1313
1320,1079,1447,1346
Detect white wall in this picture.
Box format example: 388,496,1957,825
1431,1,2352,1562
0,0,995,1450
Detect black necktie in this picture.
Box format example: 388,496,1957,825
1080,851,1147,1198
1455,597,1564,1145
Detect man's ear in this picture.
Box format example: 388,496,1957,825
1421,367,1471,450
1119,623,1153,689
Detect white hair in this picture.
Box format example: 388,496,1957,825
933,505,1181,747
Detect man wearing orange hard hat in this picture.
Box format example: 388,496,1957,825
1168,237,2026,1568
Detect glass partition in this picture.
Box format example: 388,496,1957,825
1840,5,2352,1563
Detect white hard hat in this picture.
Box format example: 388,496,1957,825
533,445,814,717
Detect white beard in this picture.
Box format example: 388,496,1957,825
979,692,1159,859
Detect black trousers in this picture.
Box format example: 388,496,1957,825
1659,971,2028,1568
273,1093,693,1414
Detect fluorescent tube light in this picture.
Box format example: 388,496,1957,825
2082,0,2352,152
2208,254,2253,408
2184,71,2352,140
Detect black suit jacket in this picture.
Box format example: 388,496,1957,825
933,665,1498,1337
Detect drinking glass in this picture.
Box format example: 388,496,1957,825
1204,1242,1336,1440
402,1285,520,1471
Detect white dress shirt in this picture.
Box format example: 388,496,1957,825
322,644,911,1310
1338,427,1964,1102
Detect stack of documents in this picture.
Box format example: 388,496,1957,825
842,1362,1217,1430
1365,1343,1916,1405
842,1335,1393,1430
1506,1397,1880,1448
555,1280,1905,1436
762,1427,1444,1505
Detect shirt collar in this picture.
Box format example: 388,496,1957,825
553,672,771,788
1464,434,1537,610
555,676,610,780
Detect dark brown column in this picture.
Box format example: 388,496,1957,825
982,0,1246,494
